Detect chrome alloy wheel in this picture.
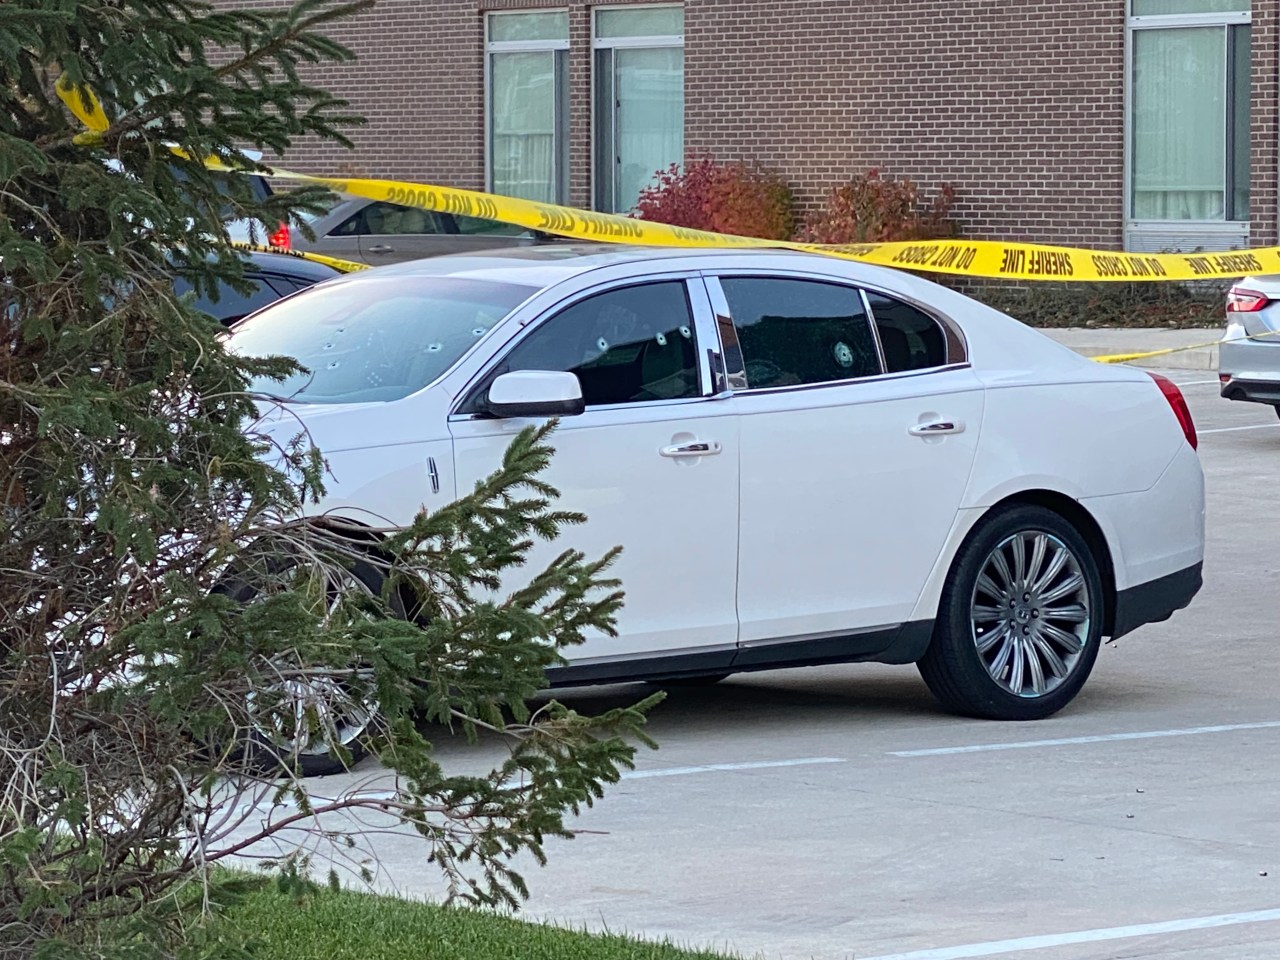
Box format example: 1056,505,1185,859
267,673,375,759
970,531,1092,698
249,565,380,768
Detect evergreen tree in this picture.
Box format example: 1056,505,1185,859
0,1,655,954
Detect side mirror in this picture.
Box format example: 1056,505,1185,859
486,370,585,419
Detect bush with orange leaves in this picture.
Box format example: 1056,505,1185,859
633,156,795,241
799,169,958,244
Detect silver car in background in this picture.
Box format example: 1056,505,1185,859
290,194,552,266
1220,277,1280,418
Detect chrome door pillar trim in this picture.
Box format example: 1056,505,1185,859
859,286,889,375
700,275,747,391
684,272,721,401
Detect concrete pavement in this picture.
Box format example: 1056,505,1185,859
232,369,1280,960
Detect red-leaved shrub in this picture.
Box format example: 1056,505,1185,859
799,169,958,244
634,156,795,240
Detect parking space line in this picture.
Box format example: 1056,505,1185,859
856,907,1280,960
888,720,1280,757
620,757,845,780
238,759,851,815
1200,423,1279,434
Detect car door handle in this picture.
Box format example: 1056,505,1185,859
365,244,395,254
908,420,965,436
660,440,722,458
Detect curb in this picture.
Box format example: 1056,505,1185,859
1070,344,1218,371
1038,329,1220,371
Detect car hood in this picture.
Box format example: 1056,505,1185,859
248,396,450,457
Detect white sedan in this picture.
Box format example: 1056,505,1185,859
230,246,1204,725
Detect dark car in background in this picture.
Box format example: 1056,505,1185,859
174,250,341,325
169,160,291,249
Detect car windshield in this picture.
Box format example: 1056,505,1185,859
228,275,535,404
298,193,345,225
168,165,272,216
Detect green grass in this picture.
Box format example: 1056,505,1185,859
231,886,743,960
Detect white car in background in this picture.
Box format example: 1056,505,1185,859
229,245,1204,748
1220,277,1280,417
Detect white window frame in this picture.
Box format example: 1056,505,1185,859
1124,3,1252,251
591,3,685,213
485,10,570,204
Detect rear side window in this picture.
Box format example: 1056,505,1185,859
866,292,949,372
262,276,297,298
720,277,881,389
175,276,280,326
474,281,699,409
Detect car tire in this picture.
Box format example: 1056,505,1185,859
918,504,1104,721
218,548,398,778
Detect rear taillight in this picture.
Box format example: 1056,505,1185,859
1227,287,1269,312
1148,372,1197,450
268,222,290,249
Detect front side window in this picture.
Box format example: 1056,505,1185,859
720,278,881,390
229,276,533,404
474,281,699,409
593,6,685,213
1128,1,1251,222
487,11,570,204
451,214,534,238
330,202,445,237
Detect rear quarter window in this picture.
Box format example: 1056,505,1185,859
866,292,950,372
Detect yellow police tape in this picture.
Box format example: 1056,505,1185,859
55,74,109,143
1092,342,1220,365
1091,327,1280,365
251,166,1280,284
53,75,1280,283
233,242,368,274
224,235,1242,371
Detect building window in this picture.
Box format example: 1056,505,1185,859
593,5,684,213
486,11,569,204
1127,1,1250,240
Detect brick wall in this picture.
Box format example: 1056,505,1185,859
228,0,487,185
216,0,1278,251
684,0,1127,247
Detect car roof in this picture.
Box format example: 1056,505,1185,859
240,248,343,281
341,243,828,288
